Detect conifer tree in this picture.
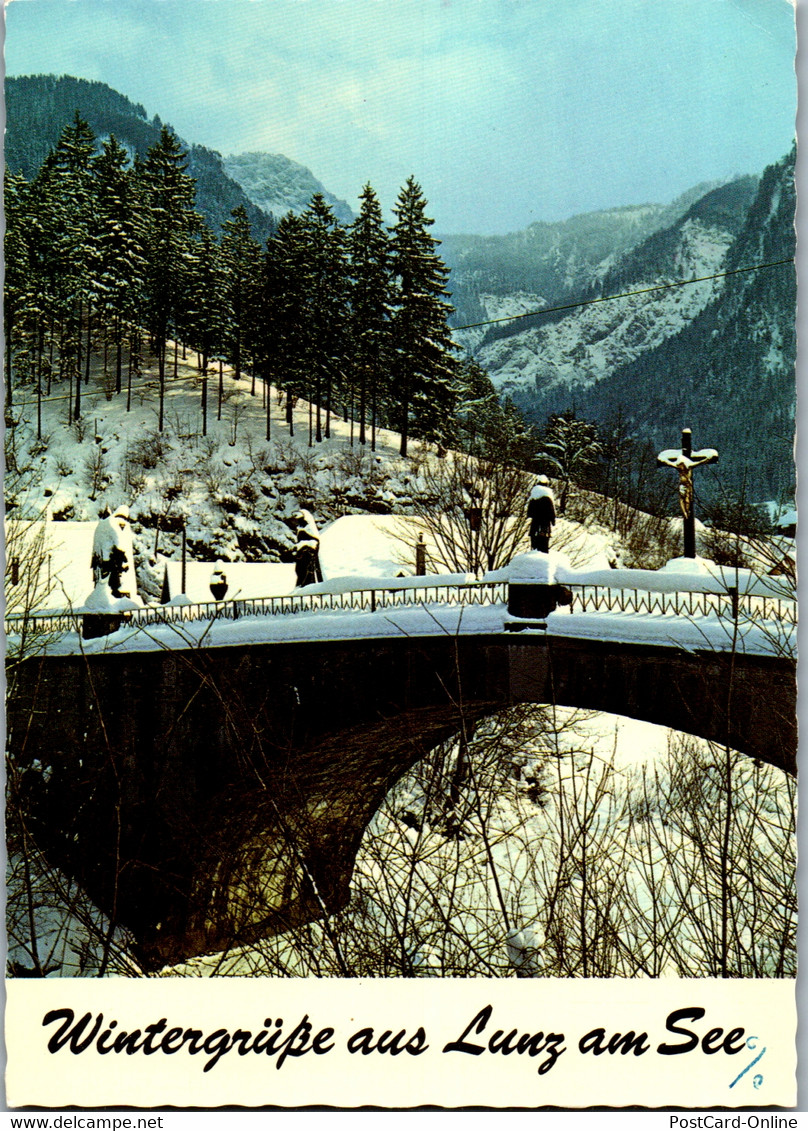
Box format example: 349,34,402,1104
268,212,309,435
389,177,458,456
92,136,145,395
4,172,34,406
49,114,98,420
140,127,200,431
537,410,603,512
348,184,392,448
184,225,223,378
219,205,262,390
300,194,349,442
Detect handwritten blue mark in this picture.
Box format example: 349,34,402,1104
729,1036,767,1090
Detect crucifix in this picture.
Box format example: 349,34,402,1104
657,428,718,558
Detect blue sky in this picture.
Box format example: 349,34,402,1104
4,0,797,234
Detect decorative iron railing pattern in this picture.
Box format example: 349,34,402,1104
5,578,795,638
4,581,509,636
566,584,797,625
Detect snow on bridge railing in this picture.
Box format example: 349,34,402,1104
4,577,796,637
128,581,510,624
565,584,797,625
4,580,510,636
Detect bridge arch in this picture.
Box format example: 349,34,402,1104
8,632,795,969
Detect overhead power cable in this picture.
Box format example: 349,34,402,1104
451,257,795,332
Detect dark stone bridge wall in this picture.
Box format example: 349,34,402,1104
509,636,796,774
8,634,795,968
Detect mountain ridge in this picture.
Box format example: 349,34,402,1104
507,149,796,499
5,74,277,241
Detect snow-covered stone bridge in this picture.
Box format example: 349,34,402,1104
8,552,796,970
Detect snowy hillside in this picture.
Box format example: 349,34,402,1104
7,351,430,602
442,179,729,347
8,346,630,608
469,178,758,400
563,148,797,500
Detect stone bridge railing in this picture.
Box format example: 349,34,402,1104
4,578,796,639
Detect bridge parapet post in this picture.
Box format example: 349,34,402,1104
82,612,127,639
507,581,571,621
503,550,572,625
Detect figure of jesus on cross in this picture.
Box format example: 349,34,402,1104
657,428,718,558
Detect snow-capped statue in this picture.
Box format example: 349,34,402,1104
91,506,137,599
293,509,323,588
527,476,556,553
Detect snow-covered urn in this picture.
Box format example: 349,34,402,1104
209,563,229,601
89,506,138,600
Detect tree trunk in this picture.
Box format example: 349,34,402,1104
371,370,377,452
315,367,322,444
5,305,13,409
359,364,367,446
158,336,166,432
127,337,134,413
115,320,123,395
84,301,92,386
74,299,83,420
36,318,44,440
48,319,55,396
325,370,331,440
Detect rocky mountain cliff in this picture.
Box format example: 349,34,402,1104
472,177,758,400
223,151,355,224
441,180,728,348
449,154,795,500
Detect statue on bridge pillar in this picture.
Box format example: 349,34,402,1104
90,505,138,599
293,509,323,588
83,505,141,638
657,429,718,558
527,476,557,553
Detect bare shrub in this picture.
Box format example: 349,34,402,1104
84,446,110,501
401,451,532,575
129,429,170,470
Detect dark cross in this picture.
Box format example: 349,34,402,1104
657,428,718,558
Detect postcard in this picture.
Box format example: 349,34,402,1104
3,0,798,1111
